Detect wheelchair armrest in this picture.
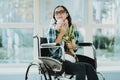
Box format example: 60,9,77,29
41,43,56,47
40,43,63,49
78,43,92,47
39,57,62,72
40,43,65,60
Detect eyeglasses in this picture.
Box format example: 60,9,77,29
55,10,66,15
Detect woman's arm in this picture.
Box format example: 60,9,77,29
55,33,64,44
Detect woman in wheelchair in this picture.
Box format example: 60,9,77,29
47,5,98,80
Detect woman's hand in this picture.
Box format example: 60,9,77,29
66,41,77,49
59,23,68,36
66,41,73,49
55,19,63,31
59,19,68,36
55,19,68,44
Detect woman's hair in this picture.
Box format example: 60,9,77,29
53,5,72,27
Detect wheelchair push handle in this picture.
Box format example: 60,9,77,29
33,35,40,54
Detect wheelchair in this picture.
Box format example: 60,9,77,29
25,35,105,80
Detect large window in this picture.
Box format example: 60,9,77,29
0,0,34,64
0,0,120,66
92,0,120,65
93,0,116,24
0,0,34,23
0,28,33,63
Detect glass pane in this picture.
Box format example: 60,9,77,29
93,0,119,24
116,0,120,24
40,0,87,26
0,28,33,63
0,0,34,23
92,28,120,62
114,27,120,59
76,28,85,55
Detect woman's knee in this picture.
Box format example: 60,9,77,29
84,62,94,69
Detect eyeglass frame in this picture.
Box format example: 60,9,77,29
55,10,66,15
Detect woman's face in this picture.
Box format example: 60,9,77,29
54,7,68,22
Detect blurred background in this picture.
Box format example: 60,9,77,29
0,0,120,80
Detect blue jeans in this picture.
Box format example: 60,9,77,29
63,61,98,80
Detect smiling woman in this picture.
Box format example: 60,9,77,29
46,5,98,80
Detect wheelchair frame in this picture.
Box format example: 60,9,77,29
25,35,105,80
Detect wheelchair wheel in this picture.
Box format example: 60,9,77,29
25,63,52,80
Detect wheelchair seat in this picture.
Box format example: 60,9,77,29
39,57,62,72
